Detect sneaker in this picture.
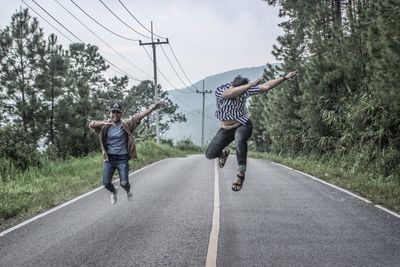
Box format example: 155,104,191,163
111,186,118,204
127,191,133,201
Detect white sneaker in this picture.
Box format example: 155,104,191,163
127,191,133,201
111,186,118,204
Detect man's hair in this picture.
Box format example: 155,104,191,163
231,75,249,87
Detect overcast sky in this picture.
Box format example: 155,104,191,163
0,0,284,89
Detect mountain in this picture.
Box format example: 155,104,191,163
165,65,268,145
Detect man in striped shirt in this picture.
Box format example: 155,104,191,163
205,70,297,191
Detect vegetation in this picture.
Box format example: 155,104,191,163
0,9,186,165
249,1,400,194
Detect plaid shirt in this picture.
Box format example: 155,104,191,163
214,83,260,125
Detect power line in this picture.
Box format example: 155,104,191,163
54,0,150,80
21,0,75,43
69,0,140,42
165,42,214,102
99,0,151,39
160,45,196,93
29,0,141,81
143,46,210,115
118,0,166,39
167,42,200,91
32,0,82,42
142,46,185,93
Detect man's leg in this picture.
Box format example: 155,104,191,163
102,161,117,193
205,127,235,159
117,159,130,193
232,121,253,191
234,120,253,172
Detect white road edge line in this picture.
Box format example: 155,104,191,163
205,160,220,267
0,158,170,238
374,205,400,219
270,161,400,219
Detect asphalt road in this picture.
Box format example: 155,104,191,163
1,155,399,266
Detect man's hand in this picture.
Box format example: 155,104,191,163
284,70,298,80
101,121,114,127
250,78,262,87
152,101,167,110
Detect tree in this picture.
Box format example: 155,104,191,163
0,8,46,145
123,80,186,140
56,43,107,156
36,34,68,148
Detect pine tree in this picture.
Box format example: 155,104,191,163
0,9,46,145
123,81,186,140
37,34,68,149
56,43,107,156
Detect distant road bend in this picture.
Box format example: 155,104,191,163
1,155,400,266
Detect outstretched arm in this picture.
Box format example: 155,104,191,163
222,78,262,99
258,70,298,93
88,120,113,130
137,101,166,120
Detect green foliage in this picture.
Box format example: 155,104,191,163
0,9,47,145
175,138,202,152
0,124,41,171
250,0,400,183
122,80,186,139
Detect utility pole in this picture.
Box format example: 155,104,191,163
139,21,168,144
196,80,212,146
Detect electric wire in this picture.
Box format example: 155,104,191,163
165,43,214,102
69,0,140,42
167,42,200,91
166,42,215,102
141,48,195,111
21,0,75,43
98,0,151,39
54,0,151,80
160,45,196,93
141,46,189,94
29,0,141,81
32,0,82,42
118,0,166,39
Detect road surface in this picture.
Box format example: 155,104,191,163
1,155,399,266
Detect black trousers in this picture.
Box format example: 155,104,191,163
205,120,253,172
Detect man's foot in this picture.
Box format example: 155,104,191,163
127,191,133,201
218,148,230,168
232,172,245,191
111,186,118,204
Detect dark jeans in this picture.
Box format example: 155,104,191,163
205,120,253,172
102,154,130,193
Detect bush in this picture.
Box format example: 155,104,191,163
175,138,202,152
0,124,41,170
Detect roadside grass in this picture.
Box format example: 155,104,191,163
249,151,400,214
0,141,194,231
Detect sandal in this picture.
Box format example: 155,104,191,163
218,148,230,168
232,173,245,192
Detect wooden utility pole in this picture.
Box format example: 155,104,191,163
196,80,212,146
139,22,168,144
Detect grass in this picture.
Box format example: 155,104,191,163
249,151,400,214
0,141,193,231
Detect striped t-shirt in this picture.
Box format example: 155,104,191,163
214,83,260,125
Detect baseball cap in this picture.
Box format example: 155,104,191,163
109,102,122,112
